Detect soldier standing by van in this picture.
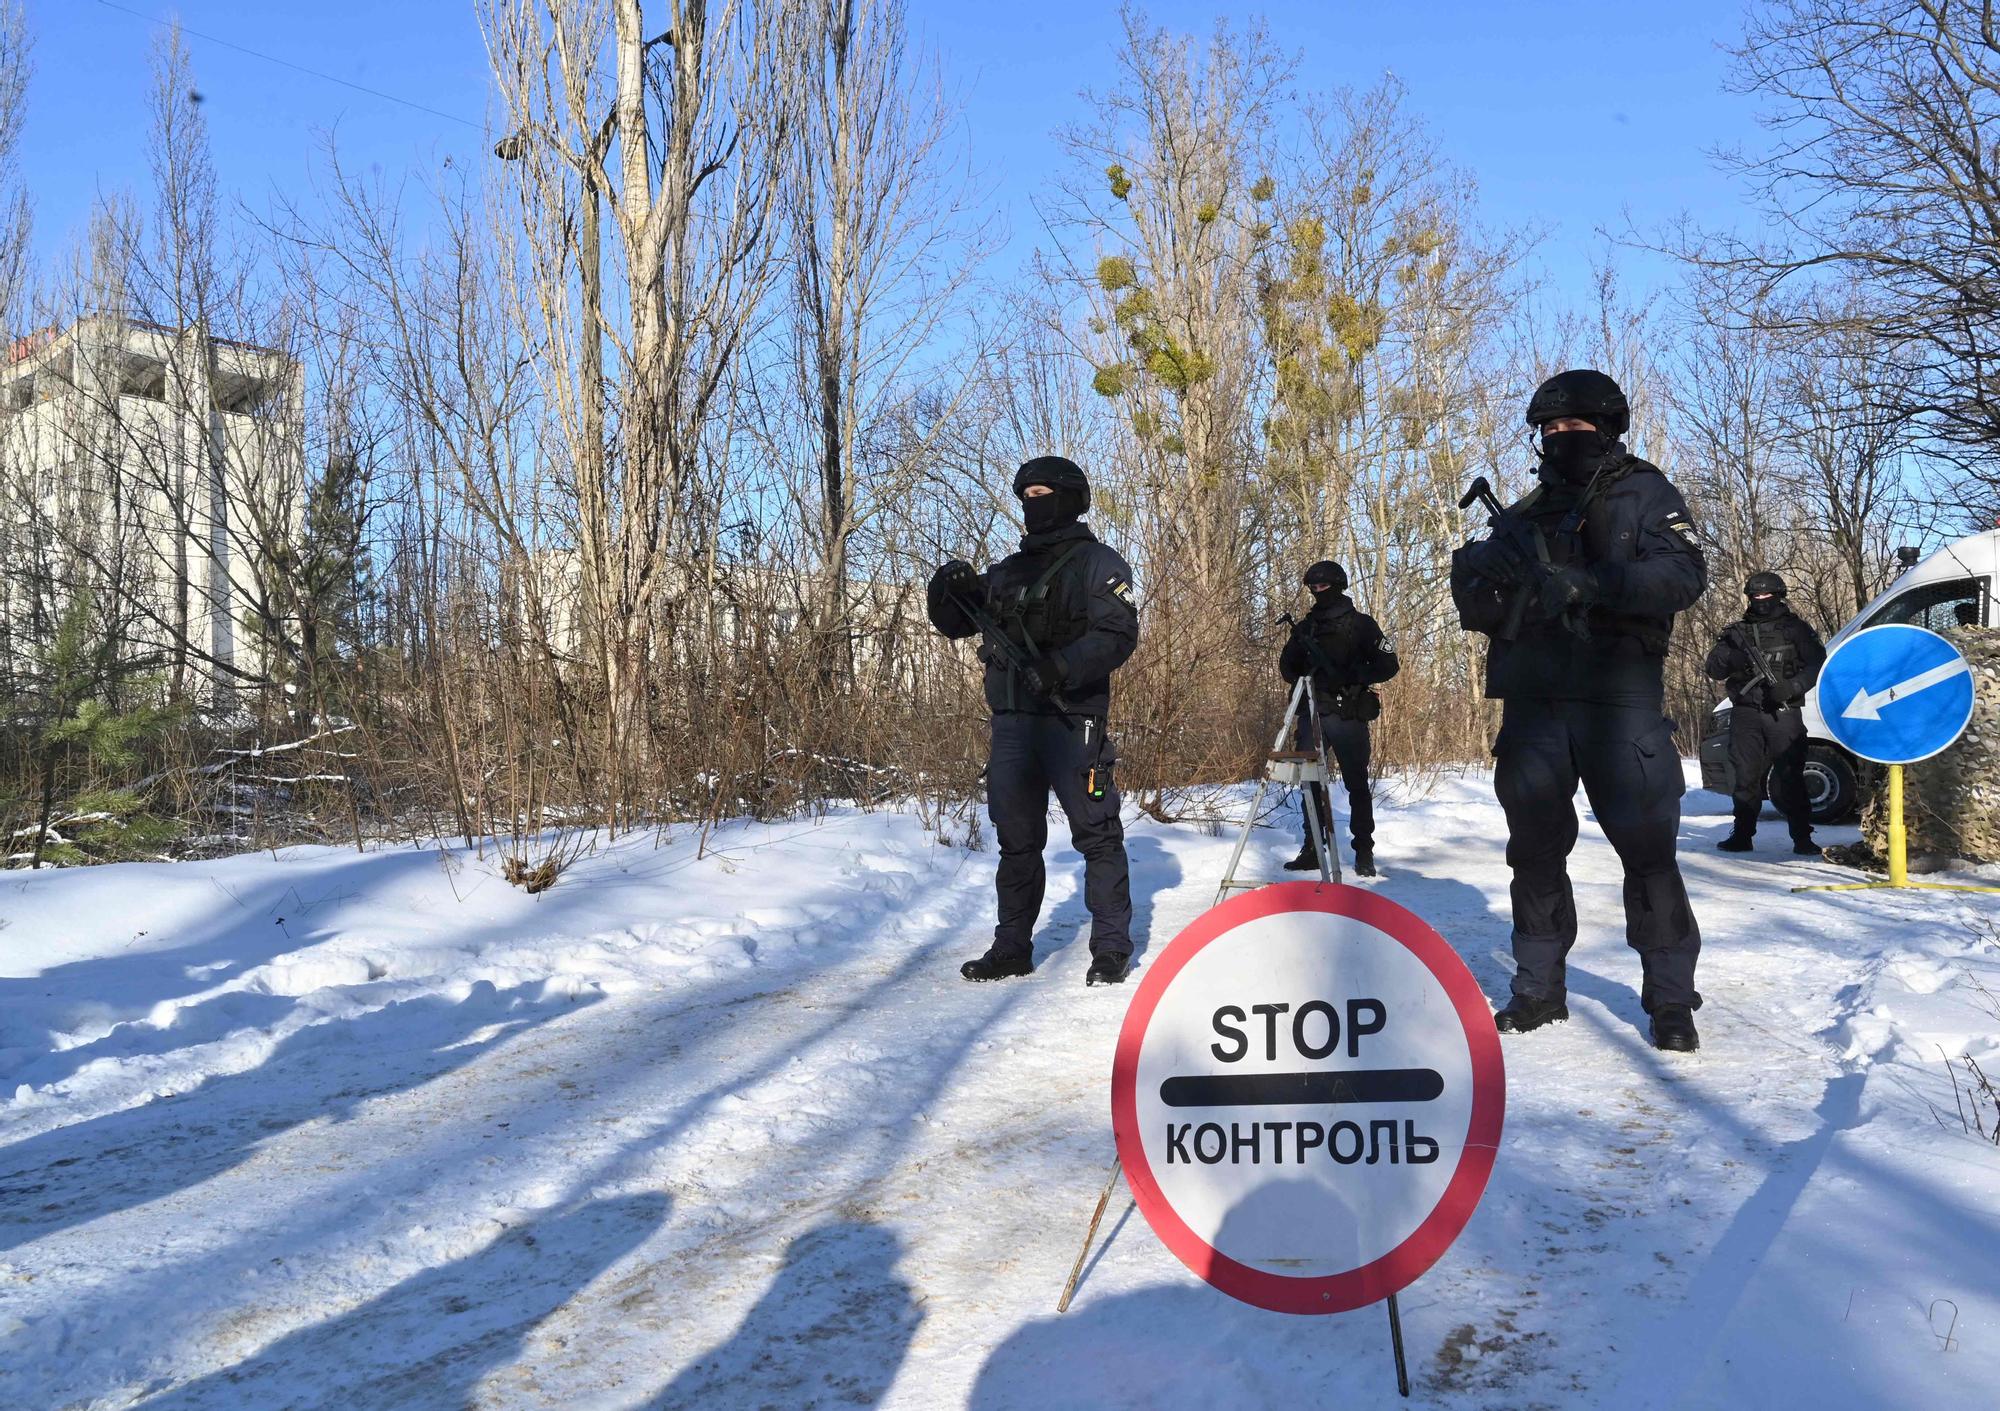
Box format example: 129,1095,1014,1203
1705,572,1828,856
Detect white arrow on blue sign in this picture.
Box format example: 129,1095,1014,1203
1818,624,1976,765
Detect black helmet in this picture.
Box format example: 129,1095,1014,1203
1525,369,1630,437
1744,571,1787,599
1302,559,1347,592
1013,454,1090,511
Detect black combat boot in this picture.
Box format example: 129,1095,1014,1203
1353,846,1377,878
1649,1004,1700,1052
1282,839,1320,872
960,949,1033,982
1493,995,1569,1034
1791,831,1820,857
1085,952,1131,986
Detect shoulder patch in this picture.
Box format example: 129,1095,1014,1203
1108,575,1136,606
1662,509,1699,546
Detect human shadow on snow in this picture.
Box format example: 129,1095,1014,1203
969,1180,1396,1411
0,980,597,1256
641,1219,922,1410
130,1191,668,1410
1018,823,1181,972
1124,832,1180,966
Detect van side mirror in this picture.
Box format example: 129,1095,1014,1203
1895,546,1921,568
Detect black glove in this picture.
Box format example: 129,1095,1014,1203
1020,658,1063,699
1537,563,1599,618
1459,531,1534,587
935,558,983,605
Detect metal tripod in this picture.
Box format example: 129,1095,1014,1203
1215,675,1342,900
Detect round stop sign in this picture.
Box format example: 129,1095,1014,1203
1111,882,1505,1314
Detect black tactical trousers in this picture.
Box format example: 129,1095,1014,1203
1493,697,1702,1013
987,712,1132,961
1728,704,1813,843
1296,714,1374,851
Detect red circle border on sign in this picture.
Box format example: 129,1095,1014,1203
1110,880,1506,1315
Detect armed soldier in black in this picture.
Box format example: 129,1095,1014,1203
1451,369,1710,1053
1705,572,1827,856
926,456,1141,986
1279,560,1400,877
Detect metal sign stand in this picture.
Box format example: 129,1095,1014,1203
1057,1157,1410,1396
1060,683,1409,1397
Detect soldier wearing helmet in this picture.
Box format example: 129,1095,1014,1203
1450,369,1711,1052
1704,571,1828,855
1278,559,1400,877
927,455,1141,987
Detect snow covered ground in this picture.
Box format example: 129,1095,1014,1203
2,766,1996,1409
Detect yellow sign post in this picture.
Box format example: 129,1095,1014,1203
1794,764,2000,895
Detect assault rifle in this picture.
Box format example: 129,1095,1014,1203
943,577,1082,728
1728,622,1788,708
1459,470,1608,642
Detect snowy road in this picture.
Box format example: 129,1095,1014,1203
2,769,1996,1408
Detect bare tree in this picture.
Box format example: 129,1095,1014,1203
484,0,806,824
0,0,30,334
1707,0,2000,512
1774,293,1921,619
774,0,987,688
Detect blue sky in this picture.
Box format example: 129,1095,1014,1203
17,1,1765,308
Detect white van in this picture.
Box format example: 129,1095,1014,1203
1698,528,1996,821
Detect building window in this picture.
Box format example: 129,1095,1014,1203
120,356,167,401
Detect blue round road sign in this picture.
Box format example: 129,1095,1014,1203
1818,625,1976,765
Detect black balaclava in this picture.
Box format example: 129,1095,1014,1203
1023,489,1083,535
1538,425,1613,486
1015,454,1090,535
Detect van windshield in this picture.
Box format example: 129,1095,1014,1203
1859,576,1988,632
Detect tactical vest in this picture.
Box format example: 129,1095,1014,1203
986,542,1090,713
992,541,1087,653
1517,461,1672,654
1744,616,1801,683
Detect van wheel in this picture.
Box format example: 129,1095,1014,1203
1791,746,1857,824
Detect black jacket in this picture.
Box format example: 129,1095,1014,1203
1454,451,1708,703
925,522,1139,716
1280,595,1399,714
1704,609,1826,710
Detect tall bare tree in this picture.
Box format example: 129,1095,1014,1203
1708,0,2000,511
0,0,30,335
485,0,805,822
777,0,986,686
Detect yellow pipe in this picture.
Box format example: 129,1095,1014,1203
1888,764,1908,889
